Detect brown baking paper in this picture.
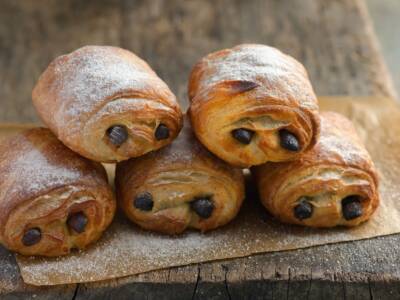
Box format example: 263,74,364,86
6,97,400,286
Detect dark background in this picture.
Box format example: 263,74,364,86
0,0,395,123
366,0,400,96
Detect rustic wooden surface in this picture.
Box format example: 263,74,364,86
1,0,399,299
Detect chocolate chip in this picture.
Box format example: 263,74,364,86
22,228,41,246
107,125,128,146
134,192,154,211
342,195,363,220
67,212,88,233
155,124,170,140
231,128,254,145
191,197,214,219
294,198,313,220
279,129,300,151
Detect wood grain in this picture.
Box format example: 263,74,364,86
0,0,395,124
1,0,398,299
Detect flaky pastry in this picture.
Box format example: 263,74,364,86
115,119,245,234
253,112,379,227
188,44,320,167
0,128,115,256
33,46,183,162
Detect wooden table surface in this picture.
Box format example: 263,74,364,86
1,0,399,299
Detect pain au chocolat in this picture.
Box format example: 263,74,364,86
0,128,115,256
252,112,379,227
115,118,245,235
32,46,183,163
188,44,320,167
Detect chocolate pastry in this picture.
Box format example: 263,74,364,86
188,44,320,167
115,118,245,234
33,46,183,163
252,112,379,227
0,128,116,256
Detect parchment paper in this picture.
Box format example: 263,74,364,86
8,97,400,286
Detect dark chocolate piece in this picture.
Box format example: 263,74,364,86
67,212,88,233
107,125,128,146
294,198,313,220
279,129,300,151
191,197,214,219
231,128,254,144
155,124,170,140
342,195,363,220
22,228,42,246
134,192,154,211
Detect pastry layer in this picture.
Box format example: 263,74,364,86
33,46,183,162
0,128,115,256
188,44,320,167
115,118,245,234
253,112,379,227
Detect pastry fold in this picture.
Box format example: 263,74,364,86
33,46,183,163
253,112,379,227
115,119,245,234
188,44,320,167
0,128,116,256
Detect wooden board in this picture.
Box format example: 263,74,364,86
12,97,400,286
1,0,399,299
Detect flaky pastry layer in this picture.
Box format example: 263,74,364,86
115,119,245,234
252,112,379,227
188,44,320,167
33,46,183,162
0,128,116,256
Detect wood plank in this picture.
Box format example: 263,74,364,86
0,0,399,299
0,245,76,300
0,0,395,124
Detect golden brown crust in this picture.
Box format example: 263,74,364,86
0,128,116,256
252,112,379,227
32,46,183,163
115,118,245,234
188,44,320,167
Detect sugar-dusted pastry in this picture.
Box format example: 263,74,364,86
0,128,116,256
115,118,245,234
188,44,320,167
252,112,379,227
33,46,183,163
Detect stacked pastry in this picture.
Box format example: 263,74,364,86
115,117,244,235
0,46,245,256
0,44,379,257
187,44,379,228
0,128,116,256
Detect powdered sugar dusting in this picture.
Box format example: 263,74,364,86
6,146,80,196
319,134,364,164
14,97,400,286
318,112,371,166
44,46,166,136
194,44,317,110
202,45,297,87
0,130,83,224
3,138,80,209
